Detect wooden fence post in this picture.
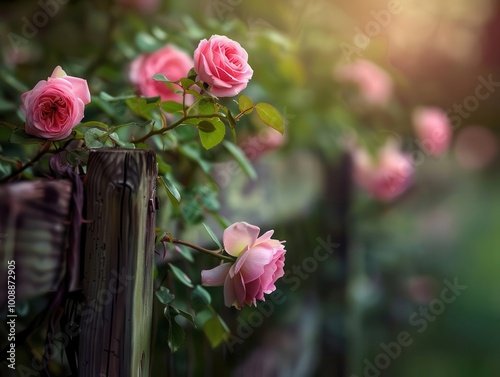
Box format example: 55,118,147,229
79,149,157,377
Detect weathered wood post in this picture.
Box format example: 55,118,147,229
79,149,157,377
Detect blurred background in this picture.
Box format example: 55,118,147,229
1,0,500,376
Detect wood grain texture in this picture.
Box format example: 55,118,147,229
79,149,156,377
0,179,72,306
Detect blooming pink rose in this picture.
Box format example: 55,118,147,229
335,59,393,106
412,107,452,156
194,35,253,97
352,141,413,201
129,45,194,103
201,222,286,309
21,66,91,141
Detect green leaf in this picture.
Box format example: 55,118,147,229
187,67,197,81
126,97,160,120
155,286,175,305
98,92,138,102
108,132,135,148
75,121,109,131
180,78,195,90
195,99,216,115
222,140,257,181
135,31,160,52
184,89,204,99
226,109,237,129
161,175,181,203
174,244,194,263
152,74,170,82
172,307,195,325
191,285,212,312
203,314,230,348
196,186,220,212
157,176,179,212
255,103,284,134
238,95,254,114
155,227,168,243
179,199,204,225
202,223,222,249
165,309,185,353
9,129,44,144
211,213,231,230
0,160,12,177
84,128,108,148
161,101,184,113
178,144,212,175
199,118,225,150
197,121,216,132
168,263,194,288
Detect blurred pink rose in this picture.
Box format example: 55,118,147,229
454,125,498,170
117,0,160,14
129,45,194,103
352,141,413,201
194,35,253,97
412,107,452,156
335,59,393,106
21,66,91,141
240,127,286,161
201,222,286,309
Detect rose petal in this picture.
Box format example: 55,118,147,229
223,221,260,257
63,76,91,105
234,244,274,282
201,263,232,287
224,272,237,308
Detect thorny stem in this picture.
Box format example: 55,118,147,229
162,235,235,263
132,113,227,145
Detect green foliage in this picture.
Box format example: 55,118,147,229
238,95,254,114
165,311,185,353
202,223,223,249
161,101,184,113
10,129,44,145
255,103,284,134
155,286,175,305
168,263,194,288
222,140,258,181
191,285,212,312
126,96,160,120
198,118,226,149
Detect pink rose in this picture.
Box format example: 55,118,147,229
335,59,393,106
194,35,253,97
129,45,194,103
240,127,286,161
412,107,452,156
352,141,413,201
201,222,286,309
454,125,498,170
21,66,91,141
